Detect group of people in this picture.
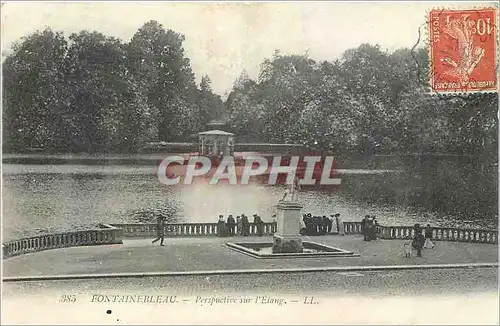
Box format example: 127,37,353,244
217,214,266,237
361,215,380,241
151,212,437,258
300,213,344,236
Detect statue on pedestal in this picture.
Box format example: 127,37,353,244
280,175,301,203
274,174,303,254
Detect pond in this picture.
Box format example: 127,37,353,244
2,164,497,241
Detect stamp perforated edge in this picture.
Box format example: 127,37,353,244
425,5,499,96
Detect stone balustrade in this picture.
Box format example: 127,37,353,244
109,222,277,238
342,222,497,244
378,225,498,244
2,223,123,259
2,221,496,259
343,222,364,234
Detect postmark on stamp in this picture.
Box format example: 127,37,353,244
428,7,498,93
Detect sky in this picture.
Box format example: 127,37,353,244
1,1,496,95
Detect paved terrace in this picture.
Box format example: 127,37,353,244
3,234,498,279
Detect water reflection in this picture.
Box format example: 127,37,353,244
2,164,496,241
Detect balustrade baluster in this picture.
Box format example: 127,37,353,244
3,222,498,259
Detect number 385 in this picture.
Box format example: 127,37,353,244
59,295,77,303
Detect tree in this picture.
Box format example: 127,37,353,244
197,75,224,126
127,20,199,141
3,28,68,152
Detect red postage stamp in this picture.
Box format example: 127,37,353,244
428,8,498,93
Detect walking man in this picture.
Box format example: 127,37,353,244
152,215,166,246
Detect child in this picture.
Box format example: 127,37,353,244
403,240,412,257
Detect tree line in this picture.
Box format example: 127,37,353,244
3,21,498,161
3,21,223,153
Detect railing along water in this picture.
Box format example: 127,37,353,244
2,222,496,259
378,225,498,244
341,223,497,244
109,222,277,238
2,224,123,259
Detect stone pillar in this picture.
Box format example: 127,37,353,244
272,201,303,253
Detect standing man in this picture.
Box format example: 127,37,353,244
255,214,264,236
326,215,333,234
371,215,379,240
227,214,236,236
152,215,166,246
361,215,370,241
424,224,435,249
336,213,345,236
241,214,250,236
236,215,242,235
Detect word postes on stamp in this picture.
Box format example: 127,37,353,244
428,8,498,93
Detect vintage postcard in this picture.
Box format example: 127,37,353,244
1,1,498,325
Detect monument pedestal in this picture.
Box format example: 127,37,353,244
272,201,304,253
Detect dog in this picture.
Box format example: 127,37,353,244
403,240,412,258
